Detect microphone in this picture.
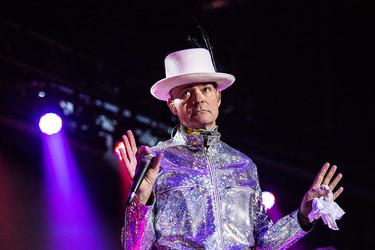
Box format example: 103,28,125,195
126,154,155,207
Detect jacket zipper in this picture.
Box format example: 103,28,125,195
206,147,225,249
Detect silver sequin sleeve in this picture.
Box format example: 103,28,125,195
122,196,155,249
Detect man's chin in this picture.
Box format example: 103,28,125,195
188,118,215,128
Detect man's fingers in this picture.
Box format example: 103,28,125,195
322,165,338,186
119,148,135,178
127,130,138,155
119,147,129,166
153,153,163,170
144,153,163,186
121,132,140,178
333,187,344,201
310,162,330,189
329,172,343,191
122,134,136,160
310,162,343,191
138,145,152,156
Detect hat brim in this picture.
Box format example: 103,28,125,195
150,72,235,101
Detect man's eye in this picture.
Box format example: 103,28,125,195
182,90,190,96
203,87,211,92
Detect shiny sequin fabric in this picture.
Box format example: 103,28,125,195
123,129,308,249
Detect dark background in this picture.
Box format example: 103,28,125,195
0,1,373,249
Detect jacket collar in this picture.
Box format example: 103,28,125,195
174,125,221,150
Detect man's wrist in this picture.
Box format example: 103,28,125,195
298,210,316,231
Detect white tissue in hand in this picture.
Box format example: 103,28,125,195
308,185,345,230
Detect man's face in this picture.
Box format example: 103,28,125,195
168,82,221,130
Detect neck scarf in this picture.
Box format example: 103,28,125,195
178,125,220,150
178,125,218,136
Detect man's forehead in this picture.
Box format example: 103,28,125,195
172,82,216,91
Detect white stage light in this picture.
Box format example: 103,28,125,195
39,113,63,135
262,191,276,211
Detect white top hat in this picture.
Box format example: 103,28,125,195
150,48,235,101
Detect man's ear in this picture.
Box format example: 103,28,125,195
217,91,222,106
167,99,178,115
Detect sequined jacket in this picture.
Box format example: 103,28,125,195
122,130,308,249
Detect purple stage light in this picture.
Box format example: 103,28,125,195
39,113,62,135
262,191,276,211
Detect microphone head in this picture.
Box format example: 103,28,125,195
142,153,155,162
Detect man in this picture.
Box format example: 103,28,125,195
120,48,344,249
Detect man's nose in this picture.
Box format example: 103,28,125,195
191,91,204,104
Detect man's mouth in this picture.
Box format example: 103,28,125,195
191,109,210,116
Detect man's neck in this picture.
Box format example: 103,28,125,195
179,124,218,135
